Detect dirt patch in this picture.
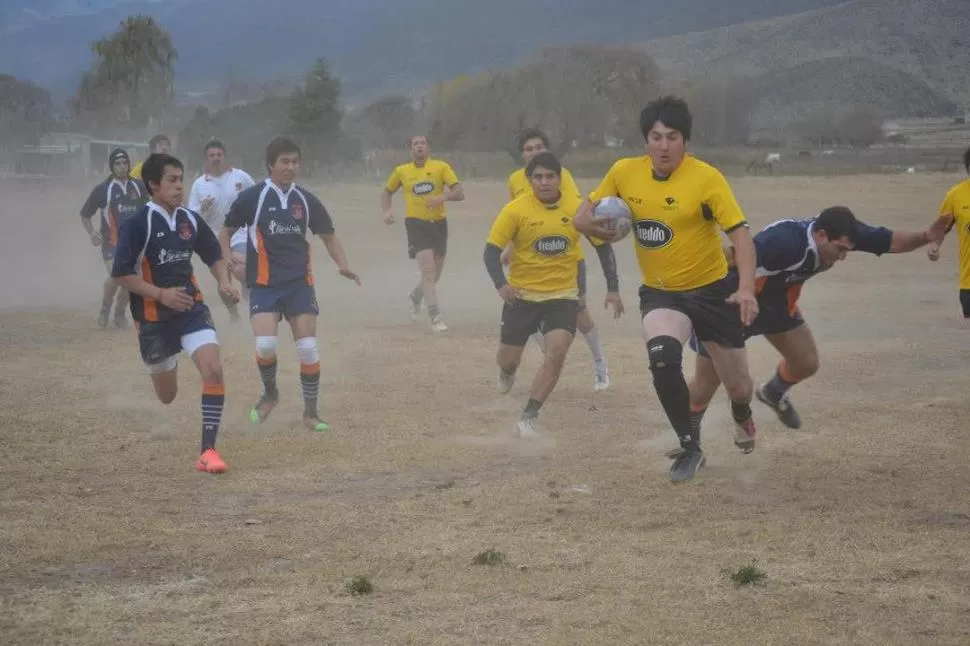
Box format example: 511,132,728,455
3,175,970,644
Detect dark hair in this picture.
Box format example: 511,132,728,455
148,134,171,152
142,153,184,196
964,146,969,174
407,135,430,147
640,95,693,142
517,128,550,152
815,206,858,244
204,139,225,153
265,136,301,169
526,151,561,178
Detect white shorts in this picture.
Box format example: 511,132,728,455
145,328,219,374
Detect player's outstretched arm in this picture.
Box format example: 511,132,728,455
195,217,239,303
218,226,238,275
573,198,616,241
725,225,759,326
318,233,361,285
589,240,624,318
444,182,464,202
927,215,954,261
381,189,396,224
484,243,519,304
79,184,106,246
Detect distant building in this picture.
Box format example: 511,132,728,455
1,133,150,179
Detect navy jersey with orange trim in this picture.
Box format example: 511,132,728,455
224,180,335,288
80,177,145,260
111,202,222,323
750,218,892,314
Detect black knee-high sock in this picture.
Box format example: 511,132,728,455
652,367,696,449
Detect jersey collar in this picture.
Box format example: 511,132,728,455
204,167,234,181
147,201,182,229
265,178,295,204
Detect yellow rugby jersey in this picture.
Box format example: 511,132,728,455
590,154,747,291
508,166,581,201
939,178,970,289
385,158,459,222
487,191,586,301
507,167,601,262
130,161,144,180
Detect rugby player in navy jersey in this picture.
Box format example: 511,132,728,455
221,136,360,433
112,153,239,474
668,206,947,456
80,148,146,328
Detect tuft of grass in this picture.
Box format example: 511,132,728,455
472,548,506,566
726,561,768,587
345,575,374,596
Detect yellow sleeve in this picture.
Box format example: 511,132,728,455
705,169,747,232
588,162,621,203
561,168,581,200
442,162,459,187
487,204,518,249
940,187,955,216
507,175,517,201
384,167,402,193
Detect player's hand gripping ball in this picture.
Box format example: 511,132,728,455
592,197,633,242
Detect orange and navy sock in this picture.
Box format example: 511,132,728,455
763,360,800,403
201,382,225,452
300,362,320,418
257,355,278,398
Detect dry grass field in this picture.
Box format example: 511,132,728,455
2,172,970,645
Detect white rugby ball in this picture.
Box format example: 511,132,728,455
593,196,633,242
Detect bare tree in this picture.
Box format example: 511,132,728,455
72,15,178,135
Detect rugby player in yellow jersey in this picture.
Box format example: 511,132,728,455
485,152,623,438
131,134,172,180
382,135,464,332
928,147,970,317
575,95,759,483
505,128,612,391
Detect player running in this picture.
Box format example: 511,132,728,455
484,151,623,438
675,207,947,455
504,128,612,391
188,139,255,321
222,136,360,433
111,153,238,474
79,147,146,328
381,135,464,332
131,134,172,180
575,95,760,483
927,147,970,316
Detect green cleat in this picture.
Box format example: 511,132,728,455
249,394,278,424
304,417,330,433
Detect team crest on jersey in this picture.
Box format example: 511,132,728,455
635,220,673,249
235,182,243,192
533,235,570,256
413,181,434,196
291,201,305,220
178,220,193,240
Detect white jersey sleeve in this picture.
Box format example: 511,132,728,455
188,176,204,212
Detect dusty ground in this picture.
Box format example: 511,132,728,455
2,173,969,645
